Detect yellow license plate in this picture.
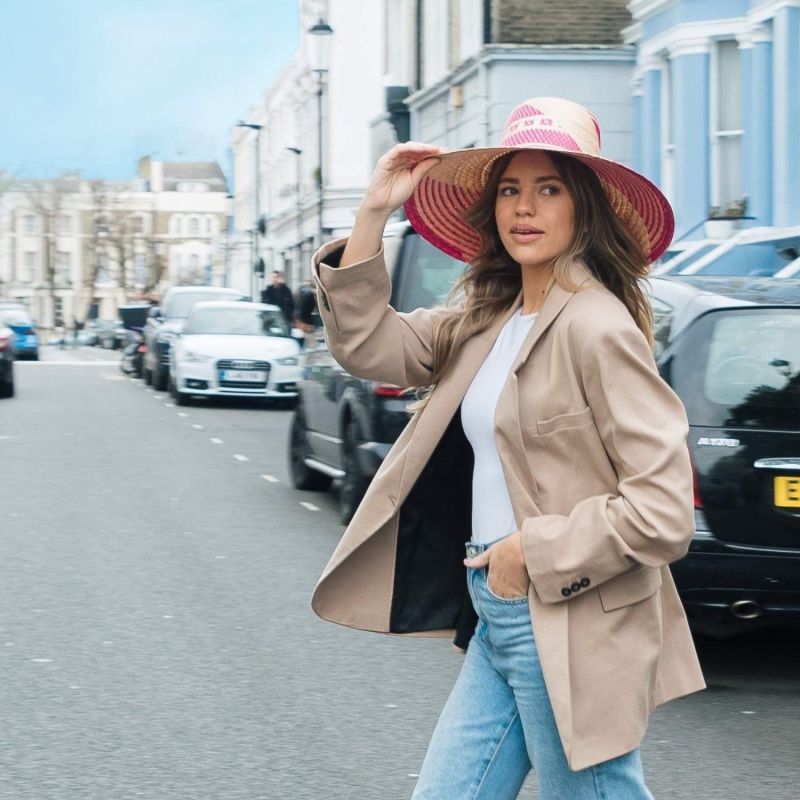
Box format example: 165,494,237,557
774,476,800,508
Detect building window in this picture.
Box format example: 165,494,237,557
23,251,36,282
190,254,199,270
131,215,145,234
57,215,72,235
459,0,482,63
172,215,183,236
134,253,147,285
24,215,37,234
711,40,743,210
189,217,200,236
422,0,449,86
205,216,213,235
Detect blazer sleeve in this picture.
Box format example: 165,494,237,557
312,237,453,388
519,313,694,604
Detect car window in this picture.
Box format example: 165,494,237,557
675,309,800,430
185,308,289,337
695,236,800,277
164,292,245,319
393,234,467,312
0,310,32,326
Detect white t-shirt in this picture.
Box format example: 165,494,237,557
461,307,538,545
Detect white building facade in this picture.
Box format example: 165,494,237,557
0,159,229,326
230,0,384,295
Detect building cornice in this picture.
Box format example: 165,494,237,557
638,18,747,59
749,0,800,24
406,45,636,110
627,0,674,21
737,23,773,48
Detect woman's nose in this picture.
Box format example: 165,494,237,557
515,189,536,215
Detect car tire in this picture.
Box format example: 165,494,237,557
153,363,168,391
0,376,13,398
288,408,333,491
169,374,190,406
339,419,368,525
143,366,153,386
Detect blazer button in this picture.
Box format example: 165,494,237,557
570,582,581,593
580,577,590,588
561,587,572,598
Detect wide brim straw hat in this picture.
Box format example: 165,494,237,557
404,97,674,264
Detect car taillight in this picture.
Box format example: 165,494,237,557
0,335,10,351
137,344,147,353
374,384,407,398
688,448,703,509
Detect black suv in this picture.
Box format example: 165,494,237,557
143,286,248,390
288,222,467,523
650,275,800,637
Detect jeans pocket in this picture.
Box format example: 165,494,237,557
485,568,530,605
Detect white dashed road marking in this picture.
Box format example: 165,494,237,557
177,412,189,418
233,454,249,462
261,474,279,483
210,438,223,444
192,424,204,430
300,501,320,511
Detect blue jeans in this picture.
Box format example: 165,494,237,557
411,544,653,800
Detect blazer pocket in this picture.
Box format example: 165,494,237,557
599,565,662,612
536,406,594,435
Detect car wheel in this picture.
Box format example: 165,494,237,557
339,419,368,525
143,366,153,386
0,376,13,398
288,408,332,491
153,363,168,391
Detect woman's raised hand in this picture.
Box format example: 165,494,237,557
360,142,445,219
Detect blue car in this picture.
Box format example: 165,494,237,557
0,306,39,360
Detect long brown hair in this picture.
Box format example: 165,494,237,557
414,151,652,400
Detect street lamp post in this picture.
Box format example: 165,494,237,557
307,18,333,251
286,146,303,280
235,121,263,301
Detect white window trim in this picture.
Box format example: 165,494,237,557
660,58,675,206
709,40,744,208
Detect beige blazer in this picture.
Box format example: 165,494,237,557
310,238,705,771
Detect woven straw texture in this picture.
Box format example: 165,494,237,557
404,98,673,264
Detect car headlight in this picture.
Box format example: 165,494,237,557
276,356,299,366
184,350,212,362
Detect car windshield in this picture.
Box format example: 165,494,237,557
164,292,243,319
694,236,800,277
0,310,32,326
185,308,290,337
676,309,800,430
394,235,467,312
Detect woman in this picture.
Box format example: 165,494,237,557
310,98,705,799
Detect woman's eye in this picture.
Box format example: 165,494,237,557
541,185,560,196
499,186,516,196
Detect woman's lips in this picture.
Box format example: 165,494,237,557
510,228,544,243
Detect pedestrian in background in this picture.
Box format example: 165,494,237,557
310,97,705,799
260,270,294,326
295,278,317,332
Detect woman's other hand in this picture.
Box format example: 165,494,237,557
464,532,530,600
361,142,444,220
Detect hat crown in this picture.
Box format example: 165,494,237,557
500,98,601,158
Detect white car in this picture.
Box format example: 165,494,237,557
169,301,303,406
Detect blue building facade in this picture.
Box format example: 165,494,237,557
629,0,800,240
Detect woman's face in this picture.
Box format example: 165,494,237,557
494,151,575,271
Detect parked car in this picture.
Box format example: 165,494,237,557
168,301,303,406
143,286,248,390
649,275,800,637
658,225,800,278
0,304,39,360
288,221,468,523
0,321,14,398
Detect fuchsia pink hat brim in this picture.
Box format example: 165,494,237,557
403,97,674,264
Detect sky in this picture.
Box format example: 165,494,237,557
0,1,300,181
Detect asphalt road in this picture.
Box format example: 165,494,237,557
1,345,798,800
